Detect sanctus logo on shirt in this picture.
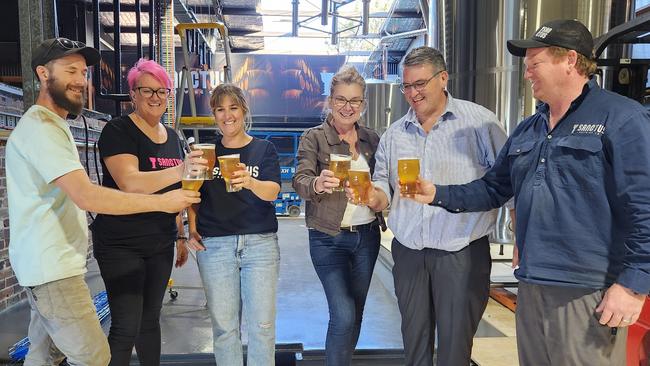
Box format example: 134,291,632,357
213,165,260,180
571,123,605,135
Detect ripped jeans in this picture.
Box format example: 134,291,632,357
197,233,280,366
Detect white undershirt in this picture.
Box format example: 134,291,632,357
340,155,377,227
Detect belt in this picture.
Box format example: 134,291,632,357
340,220,377,233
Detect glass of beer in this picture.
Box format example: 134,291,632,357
181,163,207,192
329,154,351,192
191,143,216,179
348,169,371,205
218,153,242,192
398,157,420,197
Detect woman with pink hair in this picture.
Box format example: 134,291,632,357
91,58,203,366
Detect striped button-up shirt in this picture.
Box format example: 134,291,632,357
373,93,508,251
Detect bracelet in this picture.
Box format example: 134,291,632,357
176,236,188,241
313,177,325,194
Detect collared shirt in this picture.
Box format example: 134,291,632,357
435,79,650,294
7,105,88,286
373,93,508,251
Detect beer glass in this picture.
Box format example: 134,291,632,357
348,169,371,205
191,143,216,179
329,154,351,192
218,153,242,192
398,157,420,197
181,162,207,192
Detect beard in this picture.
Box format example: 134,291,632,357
47,76,85,116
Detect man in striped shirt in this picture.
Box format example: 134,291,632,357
365,46,508,365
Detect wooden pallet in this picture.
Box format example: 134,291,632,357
489,288,517,313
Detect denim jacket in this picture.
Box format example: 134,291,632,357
293,120,381,236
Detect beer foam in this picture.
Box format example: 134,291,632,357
349,168,370,172
330,154,351,161
219,154,240,158
194,143,215,149
399,157,419,160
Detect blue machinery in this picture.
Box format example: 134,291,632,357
249,130,303,217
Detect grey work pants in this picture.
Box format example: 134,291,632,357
516,281,627,366
24,275,110,366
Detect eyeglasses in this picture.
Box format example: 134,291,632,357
332,96,364,109
42,38,86,58
399,69,445,94
134,87,171,98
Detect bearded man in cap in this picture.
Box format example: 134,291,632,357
6,38,201,365
405,19,650,365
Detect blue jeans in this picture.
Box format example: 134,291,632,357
309,223,381,366
197,233,280,366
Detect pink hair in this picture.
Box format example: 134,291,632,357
126,58,172,90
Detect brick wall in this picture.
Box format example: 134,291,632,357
0,137,103,312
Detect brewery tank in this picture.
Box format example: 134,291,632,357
364,79,410,135
431,0,618,244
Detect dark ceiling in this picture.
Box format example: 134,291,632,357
0,0,427,85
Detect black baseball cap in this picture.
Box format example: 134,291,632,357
507,19,594,58
31,37,101,73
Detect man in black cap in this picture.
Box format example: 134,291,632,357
403,19,650,365
6,38,201,365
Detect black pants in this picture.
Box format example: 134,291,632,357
391,237,491,366
93,234,174,366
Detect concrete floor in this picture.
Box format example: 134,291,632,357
159,217,404,354
0,217,519,365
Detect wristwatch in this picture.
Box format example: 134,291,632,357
176,235,188,241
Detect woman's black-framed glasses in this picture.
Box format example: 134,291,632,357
134,87,171,98
332,96,364,109
399,69,445,94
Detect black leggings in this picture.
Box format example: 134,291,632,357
93,234,174,366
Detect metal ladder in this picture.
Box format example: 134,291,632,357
174,21,232,131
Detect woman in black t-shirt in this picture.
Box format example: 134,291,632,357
91,59,203,366
187,84,281,366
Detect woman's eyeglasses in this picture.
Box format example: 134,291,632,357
332,96,364,109
134,87,171,98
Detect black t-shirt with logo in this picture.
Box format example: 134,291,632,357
91,115,183,243
197,136,281,237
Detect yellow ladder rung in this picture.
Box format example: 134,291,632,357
175,22,227,35
179,116,215,125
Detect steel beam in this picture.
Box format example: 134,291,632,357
321,0,328,25
362,0,370,35
292,0,299,36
